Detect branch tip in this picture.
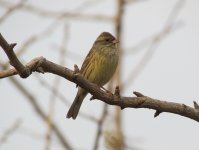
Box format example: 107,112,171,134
9,43,17,49
114,85,120,97
73,64,80,74
193,101,199,110
133,91,144,97
154,110,162,118
118,98,125,110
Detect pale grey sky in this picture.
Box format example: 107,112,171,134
0,0,199,150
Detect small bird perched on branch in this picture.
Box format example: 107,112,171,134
66,32,119,119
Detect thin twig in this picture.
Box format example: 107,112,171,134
92,104,108,150
0,1,114,22
0,0,26,23
0,119,22,146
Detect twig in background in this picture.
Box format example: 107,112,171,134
0,0,27,23
122,0,185,90
33,74,98,122
2,20,62,69
111,0,125,149
17,127,62,149
45,24,69,150
92,104,108,150
18,127,44,140
0,119,22,146
50,44,82,62
0,0,114,22
0,36,73,148
125,0,148,4
73,0,105,12
1,0,111,69
124,21,183,55
122,23,182,90
104,129,124,150
8,77,73,150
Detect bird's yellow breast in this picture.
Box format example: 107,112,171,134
84,48,118,86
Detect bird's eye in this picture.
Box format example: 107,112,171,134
105,38,109,41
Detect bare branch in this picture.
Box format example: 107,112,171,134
0,33,31,78
2,58,199,122
1,33,199,123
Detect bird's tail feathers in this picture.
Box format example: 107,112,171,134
66,89,87,119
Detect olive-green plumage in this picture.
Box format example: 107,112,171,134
66,32,119,119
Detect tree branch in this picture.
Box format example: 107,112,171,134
0,33,199,122
0,33,31,78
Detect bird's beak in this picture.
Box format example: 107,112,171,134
112,39,119,44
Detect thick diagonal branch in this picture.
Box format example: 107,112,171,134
0,33,199,122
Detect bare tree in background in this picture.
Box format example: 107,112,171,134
0,0,199,150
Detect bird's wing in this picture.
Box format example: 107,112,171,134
80,45,96,73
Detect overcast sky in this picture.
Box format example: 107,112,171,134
0,0,199,150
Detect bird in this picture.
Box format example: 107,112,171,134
66,32,119,119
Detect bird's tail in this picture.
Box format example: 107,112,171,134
66,88,87,119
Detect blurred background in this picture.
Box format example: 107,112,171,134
0,0,199,150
